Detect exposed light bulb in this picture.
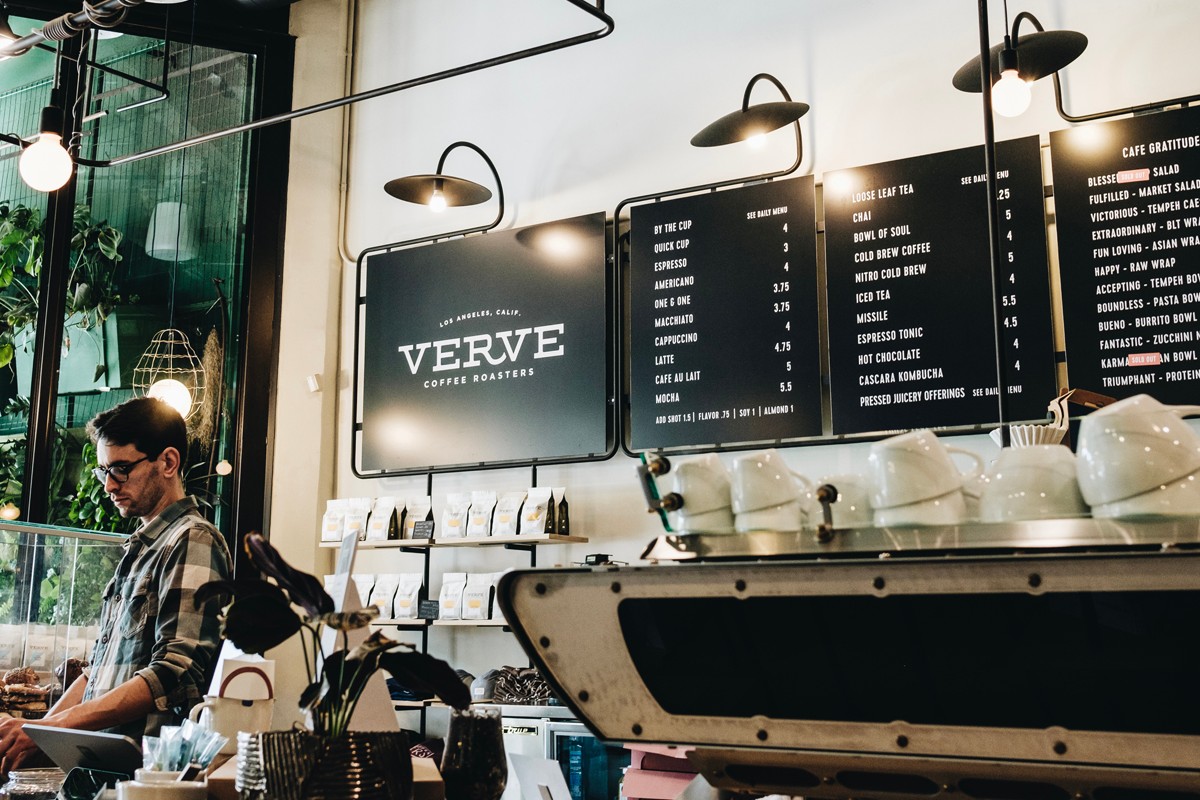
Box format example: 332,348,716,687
19,132,73,192
428,186,447,213
215,459,233,476
991,69,1031,118
148,378,193,418
0,503,19,521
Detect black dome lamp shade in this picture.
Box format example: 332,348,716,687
952,26,1087,93
691,73,809,147
384,173,493,208
953,6,1088,120
384,140,503,217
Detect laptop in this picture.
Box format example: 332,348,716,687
22,724,142,776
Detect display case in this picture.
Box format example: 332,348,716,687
0,521,126,714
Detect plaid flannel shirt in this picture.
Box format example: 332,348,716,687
83,497,232,739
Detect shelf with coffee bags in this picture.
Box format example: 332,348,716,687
432,619,510,628
370,618,432,628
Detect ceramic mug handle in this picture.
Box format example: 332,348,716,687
946,446,985,484
188,698,215,726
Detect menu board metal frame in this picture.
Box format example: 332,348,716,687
1051,104,1200,404
823,136,1057,434
625,175,824,453
352,213,618,476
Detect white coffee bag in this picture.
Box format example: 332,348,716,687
466,491,498,537
440,492,472,539
438,572,468,620
492,491,526,537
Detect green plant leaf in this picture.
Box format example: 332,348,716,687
0,343,11,368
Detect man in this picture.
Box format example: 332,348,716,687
0,397,233,773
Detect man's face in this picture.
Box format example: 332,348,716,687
95,439,167,520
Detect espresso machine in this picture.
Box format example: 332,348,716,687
497,518,1200,799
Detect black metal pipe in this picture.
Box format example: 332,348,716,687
76,0,614,169
23,36,85,522
978,0,1011,446
0,0,145,58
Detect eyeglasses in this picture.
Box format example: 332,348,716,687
93,455,150,484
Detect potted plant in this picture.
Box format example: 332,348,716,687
0,202,144,393
198,533,472,800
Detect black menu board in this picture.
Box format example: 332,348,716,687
357,213,610,473
824,136,1055,434
1051,105,1200,404
628,176,822,451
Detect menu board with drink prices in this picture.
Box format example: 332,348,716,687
823,136,1057,434
627,176,822,451
1051,104,1200,404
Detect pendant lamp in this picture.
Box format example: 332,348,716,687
132,328,207,420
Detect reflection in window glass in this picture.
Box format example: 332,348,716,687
0,23,255,537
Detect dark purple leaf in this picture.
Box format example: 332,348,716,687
222,593,302,654
243,532,334,617
194,578,286,610
299,679,322,711
379,648,471,710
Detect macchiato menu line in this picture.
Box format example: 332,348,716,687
629,176,822,451
824,136,1056,434
1051,104,1200,405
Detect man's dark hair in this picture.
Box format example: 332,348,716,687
87,397,189,465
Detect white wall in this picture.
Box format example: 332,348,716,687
268,0,1200,717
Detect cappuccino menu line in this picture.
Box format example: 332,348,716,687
629,176,822,451
824,136,1056,434
1051,104,1200,406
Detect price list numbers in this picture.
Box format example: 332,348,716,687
824,136,1055,435
977,138,1055,413
1052,105,1200,405
628,177,822,451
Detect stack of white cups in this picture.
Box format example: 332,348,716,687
1076,394,1200,518
666,453,735,533
867,429,983,527
730,449,811,533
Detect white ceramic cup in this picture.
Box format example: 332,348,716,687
735,500,804,533
873,490,968,527
1091,467,1200,519
1076,394,1200,506
802,473,873,529
730,449,810,513
667,454,735,533
116,770,206,800
189,694,275,755
979,445,1089,522
867,429,984,510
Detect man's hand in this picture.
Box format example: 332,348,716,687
0,716,40,777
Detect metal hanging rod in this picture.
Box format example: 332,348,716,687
0,0,613,169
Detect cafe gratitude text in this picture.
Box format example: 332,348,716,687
397,323,566,388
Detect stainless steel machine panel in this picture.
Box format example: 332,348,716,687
497,546,1200,798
